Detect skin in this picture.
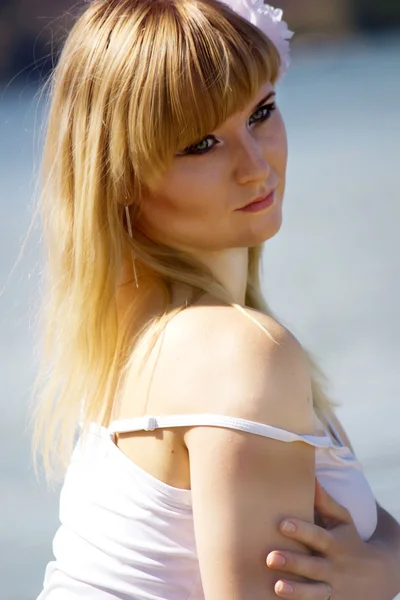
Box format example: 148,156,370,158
128,81,400,599
269,480,400,600
136,81,287,304
266,416,400,599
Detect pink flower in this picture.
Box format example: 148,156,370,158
222,1,294,80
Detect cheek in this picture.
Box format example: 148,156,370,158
137,167,225,245
270,113,288,171
138,193,186,239
145,162,226,220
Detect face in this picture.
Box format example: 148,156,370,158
137,82,288,253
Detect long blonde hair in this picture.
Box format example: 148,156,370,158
32,0,337,479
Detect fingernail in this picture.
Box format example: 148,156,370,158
267,553,286,567
277,581,294,594
281,520,296,533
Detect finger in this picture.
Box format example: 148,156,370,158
266,551,328,582
279,519,335,555
275,579,332,600
315,478,352,524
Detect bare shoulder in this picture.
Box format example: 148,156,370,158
159,300,315,435
164,299,299,354
174,303,318,598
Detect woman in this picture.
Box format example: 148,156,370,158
33,0,400,599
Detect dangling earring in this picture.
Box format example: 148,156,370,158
125,204,139,288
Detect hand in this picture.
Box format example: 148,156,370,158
266,479,395,600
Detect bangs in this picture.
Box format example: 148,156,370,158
123,0,281,189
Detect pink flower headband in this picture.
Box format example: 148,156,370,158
221,0,294,80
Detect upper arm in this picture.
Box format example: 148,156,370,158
175,308,319,599
187,427,316,599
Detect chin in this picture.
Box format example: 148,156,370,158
244,206,283,246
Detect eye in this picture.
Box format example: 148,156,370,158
249,102,277,125
177,135,219,157
177,101,277,157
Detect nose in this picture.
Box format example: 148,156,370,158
234,135,271,186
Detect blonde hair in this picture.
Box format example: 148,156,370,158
32,0,337,478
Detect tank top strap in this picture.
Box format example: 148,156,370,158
230,304,344,449
107,413,336,449
325,417,346,447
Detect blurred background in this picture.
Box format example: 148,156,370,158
0,1,399,599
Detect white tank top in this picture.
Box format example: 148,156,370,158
37,413,378,600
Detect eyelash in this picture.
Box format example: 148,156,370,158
180,102,277,157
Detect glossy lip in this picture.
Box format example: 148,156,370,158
237,189,276,211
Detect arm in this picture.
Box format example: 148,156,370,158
370,504,400,597
266,409,400,599
328,409,400,585
174,307,320,599
370,502,400,567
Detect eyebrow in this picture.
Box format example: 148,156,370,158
252,91,276,112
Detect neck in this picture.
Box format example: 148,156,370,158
118,247,249,309
189,247,249,305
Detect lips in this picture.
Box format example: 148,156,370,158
240,190,275,210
